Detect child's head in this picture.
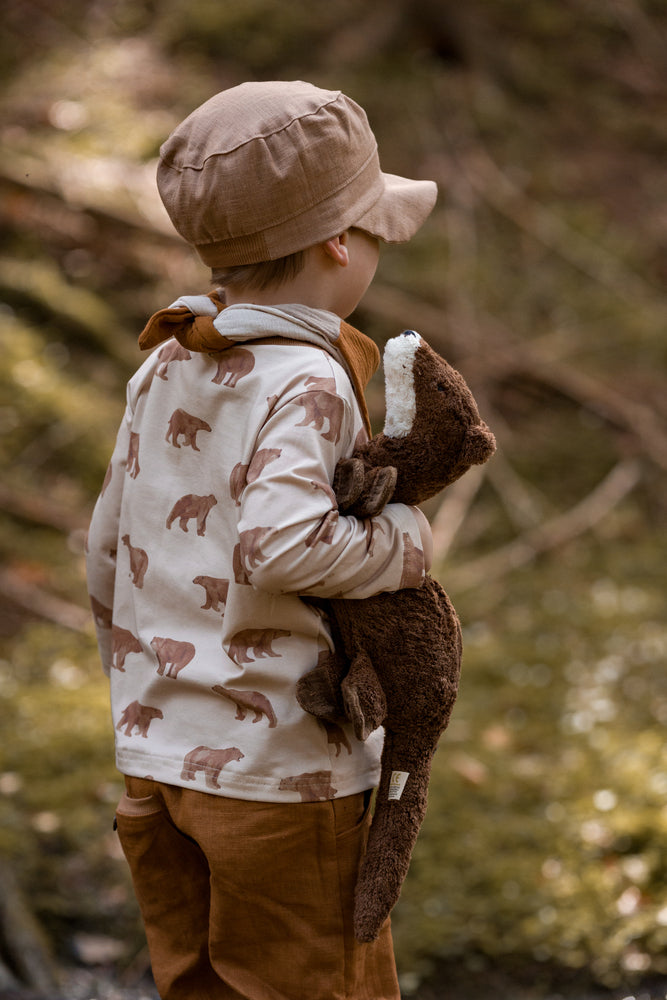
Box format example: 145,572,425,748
157,81,437,289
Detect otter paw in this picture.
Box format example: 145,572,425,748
296,665,346,723
333,457,365,510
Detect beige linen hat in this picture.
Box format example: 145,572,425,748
157,80,437,267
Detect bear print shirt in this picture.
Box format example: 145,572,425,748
86,302,426,803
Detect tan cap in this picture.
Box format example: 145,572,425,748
157,80,437,267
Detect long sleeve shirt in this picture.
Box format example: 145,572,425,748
86,302,425,802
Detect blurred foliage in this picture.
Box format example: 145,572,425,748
1,1,667,997
397,537,667,991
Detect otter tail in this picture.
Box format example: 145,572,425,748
353,730,434,942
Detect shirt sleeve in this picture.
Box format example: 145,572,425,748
85,399,132,674
237,382,426,600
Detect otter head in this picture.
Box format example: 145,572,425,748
381,331,496,503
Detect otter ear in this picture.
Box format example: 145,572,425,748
461,422,496,467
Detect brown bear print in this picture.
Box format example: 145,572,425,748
101,462,113,497
354,426,369,449
212,685,278,727
165,408,212,451
399,531,424,589
320,719,352,757
90,595,112,629
229,463,247,506
116,700,164,737
294,377,344,444
310,480,338,507
127,432,141,479
166,494,217,536
227,628,291,665
156,341,192,380
364,517,385,557
193,575,229,612
232,543,251,586
122,534,148,588
278,770,338,802
304,481,340,547
211,347,255,387
305,509,338,548
150,636,196,678
238,526,272,570
229,448,282,505
111,624,142,671
181,745,244,789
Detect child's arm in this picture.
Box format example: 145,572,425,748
85,401,132,674
237,383,427,599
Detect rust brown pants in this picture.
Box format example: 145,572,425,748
115,776,400,1000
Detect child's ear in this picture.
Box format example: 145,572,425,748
323,234,350,267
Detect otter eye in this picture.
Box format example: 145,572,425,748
436,382,448,392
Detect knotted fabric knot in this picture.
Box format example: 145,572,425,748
138,292,230,353
136,294,380,436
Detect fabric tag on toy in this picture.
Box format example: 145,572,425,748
388,771,410,801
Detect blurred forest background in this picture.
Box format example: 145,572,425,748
1,1,666,998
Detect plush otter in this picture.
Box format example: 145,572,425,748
297,330,496,942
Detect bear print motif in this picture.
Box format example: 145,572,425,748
364,518,384,557
156,341,192,380
116,700,164,737
320,719,352,757
232,544,251,586
165,408,212,451
227,628,291,665
229,448,282,505
305,510,338,548
127,432,141,479
192,575,229,612
111,624,142,671
238,527,272,570
399,531,424,589
90,595,112,629
211,347,255,387
122,534,148,588
212,686,278,728
354,426,369,450
278,770,338,802
150,636,196,678
294,377,344,443
310,480,338,507
306,480,340,547
166,494,217,536
181,745,244,789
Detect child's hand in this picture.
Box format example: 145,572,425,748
409,506,433,573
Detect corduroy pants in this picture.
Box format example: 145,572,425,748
115,776,400,1000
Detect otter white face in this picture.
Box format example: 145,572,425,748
382,331,421,438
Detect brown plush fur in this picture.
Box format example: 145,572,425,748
297,331,496,942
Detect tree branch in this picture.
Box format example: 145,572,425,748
430,463,488,561
444,458,642,591
0,569,90,633
363,282,667,471
0,859,60,996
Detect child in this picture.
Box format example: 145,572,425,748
86,80,437,1000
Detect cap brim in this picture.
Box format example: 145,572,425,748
354,173,438,244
